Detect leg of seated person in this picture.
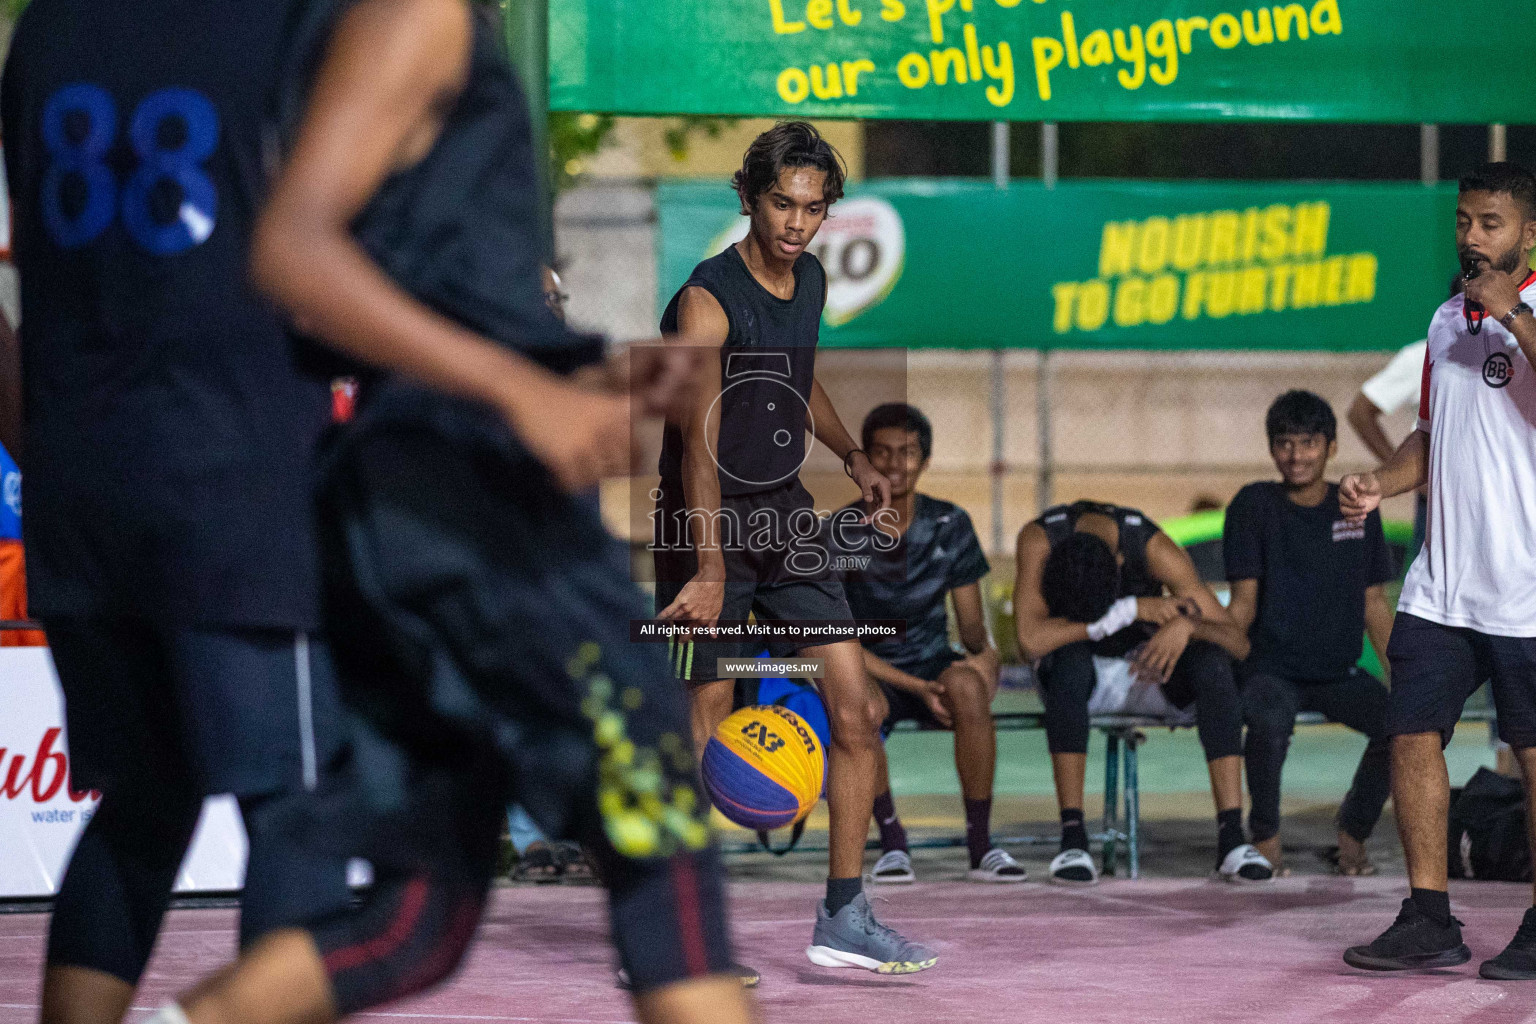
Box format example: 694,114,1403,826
1306,670,1391,873
871,741,908,856
1037,642,1095,855
1240,672,1302,869
938,662,997,870
1163,641,1260,875
1165,641,1244,809
939,662,995,805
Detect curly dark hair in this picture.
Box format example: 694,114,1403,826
731,121,847,210
1040,532,1121,624
861,403,933,460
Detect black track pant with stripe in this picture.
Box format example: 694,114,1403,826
288,399,734,1013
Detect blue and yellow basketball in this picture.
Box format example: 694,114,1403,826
701,704,826,831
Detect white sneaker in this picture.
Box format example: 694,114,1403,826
1216,844,1274,884
967,848,1028,883
1049,848,1099,886
870,849,915,884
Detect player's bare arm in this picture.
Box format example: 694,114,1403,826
1013,523,1195,663
1340,428,1428,524
950,582,1000,695
252,0,638,492
1013,524,1089,662
1225,578,1260,635
1363,582,1394,680
806,378,890,513
1347,393,1398,465
1136,531,1248,682
656,285,727,628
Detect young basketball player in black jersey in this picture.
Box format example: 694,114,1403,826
2,3,357,1022
654,123,936,974
1014,501,1273,885
119,2,754,1024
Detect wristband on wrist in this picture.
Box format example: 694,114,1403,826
843,448,866,479
1086,595,1138,642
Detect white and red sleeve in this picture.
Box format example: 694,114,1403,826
1415,344,1432,432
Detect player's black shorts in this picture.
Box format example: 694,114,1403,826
295,390,732,1006
1385,612,1536,748
44,618,345,797
878,649,964,733
652,477,852,684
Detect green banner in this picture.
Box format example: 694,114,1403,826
657,178,1459,349
552,0,1536,122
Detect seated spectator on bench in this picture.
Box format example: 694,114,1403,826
1015,500,1270,886
832,404,1017,884
1226,390,1394,876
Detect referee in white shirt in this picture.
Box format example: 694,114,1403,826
1340,163,1536,980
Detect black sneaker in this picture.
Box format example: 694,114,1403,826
1481,907,1536,980
1344,898,1471,971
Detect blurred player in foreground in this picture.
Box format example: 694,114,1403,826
131,0,758,1022
3,2,357,1021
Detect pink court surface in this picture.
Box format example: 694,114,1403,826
4,878,1536,1024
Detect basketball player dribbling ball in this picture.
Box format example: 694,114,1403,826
654,122,938,974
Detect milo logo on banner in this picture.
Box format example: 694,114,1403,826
708,196,906,326
1050,201,1379,336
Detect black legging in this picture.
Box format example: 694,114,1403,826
295,763,733,1016
46,786,352,985
1241,669,1390,844
1037,639,1243,761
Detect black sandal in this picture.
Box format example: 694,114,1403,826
513,844,561,883
554,842,594,882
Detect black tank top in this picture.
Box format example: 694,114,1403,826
1036,501,1163,599
1,0,337,629
1036,501,1164,656
657,245,824,498
275,1,603,379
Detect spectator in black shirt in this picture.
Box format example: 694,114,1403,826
1226,390,1396,876
833,405,1018,883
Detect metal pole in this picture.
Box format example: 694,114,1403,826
1491,123,1508,163
989,121,1010,553
1420,124,1439,187
991,121,1010,189
1038,122,1058,512
502,0,554,263
1041,122,1059,191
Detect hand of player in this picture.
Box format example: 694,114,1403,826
848,451,892,517
1338,471,1382,526
1463,266,1523,320
1135,596,1201,627
502,379,635,492
919,678,953,728
656,569,725,635
1132,616,1193,685
606,340,704,419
